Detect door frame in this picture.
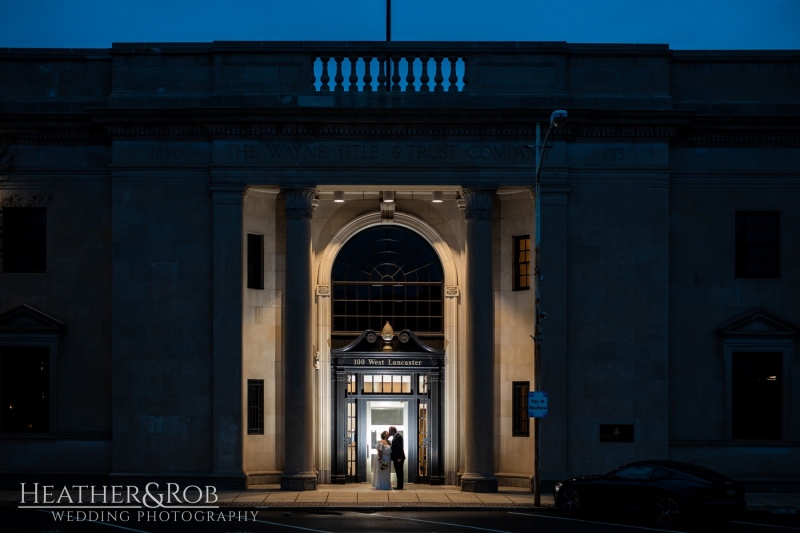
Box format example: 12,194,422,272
330,329,444,485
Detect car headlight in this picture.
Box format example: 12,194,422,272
554,482,562,492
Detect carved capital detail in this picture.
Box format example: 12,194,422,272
316,285,331,297
283,188,316,219
445,285,459,298
461,188,495,220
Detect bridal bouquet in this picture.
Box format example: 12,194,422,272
380,460,389,470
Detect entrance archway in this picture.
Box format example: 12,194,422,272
316,213,459,485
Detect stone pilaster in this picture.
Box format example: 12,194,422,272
281,188,318,491
211,185,246,487
460,188,498,493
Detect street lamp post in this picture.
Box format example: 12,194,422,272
530,110,567,505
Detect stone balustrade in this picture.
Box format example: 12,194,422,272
313,55,465,92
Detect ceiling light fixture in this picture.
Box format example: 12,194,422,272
333,190,345,203
431,191,443,203
383,191,395,203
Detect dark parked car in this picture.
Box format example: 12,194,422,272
553,460,746,528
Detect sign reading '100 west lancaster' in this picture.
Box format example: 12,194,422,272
338,356,433,368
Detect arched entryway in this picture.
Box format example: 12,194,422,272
315,212,460,484
328,224,444,484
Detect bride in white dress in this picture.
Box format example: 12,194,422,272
372,430,392,490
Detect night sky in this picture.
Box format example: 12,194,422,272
1,0,798,49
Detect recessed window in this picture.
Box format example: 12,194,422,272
332,226,443,334
513,235,531,291
247,379,264,435
2,207,47,273
732,352,782,439
512,381,530,437
0,346,50,433
735,212,780,278
246,233,264,290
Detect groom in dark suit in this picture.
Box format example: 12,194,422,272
388,426,405,489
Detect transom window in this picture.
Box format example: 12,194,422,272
332,226,444,334
363,374,412,394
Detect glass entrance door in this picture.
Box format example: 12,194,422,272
330,362,443,485
364,400,408,485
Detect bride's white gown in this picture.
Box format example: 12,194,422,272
372,442,392,490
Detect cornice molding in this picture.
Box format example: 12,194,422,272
1,109,797,146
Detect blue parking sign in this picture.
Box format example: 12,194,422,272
528,391,548,418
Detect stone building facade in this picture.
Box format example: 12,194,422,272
0,41,798,491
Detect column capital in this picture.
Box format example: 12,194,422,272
283,188,317,219
461,188,495,220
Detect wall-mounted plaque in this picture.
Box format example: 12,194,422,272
599,424,634,443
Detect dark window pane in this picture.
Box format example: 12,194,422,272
1,346,50,433
247,234,264,290
736,212,780,278
732,352,782,439
2,207,47,273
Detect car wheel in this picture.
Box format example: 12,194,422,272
655,496,681,528
556,488,581,517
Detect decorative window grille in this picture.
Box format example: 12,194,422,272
247,379,264,435
512,381,530,437
332,226,444,335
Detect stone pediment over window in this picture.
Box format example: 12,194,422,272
0,304,66,336
717,307,797,339
334,329,444,356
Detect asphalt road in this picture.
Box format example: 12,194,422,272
1,507,798,532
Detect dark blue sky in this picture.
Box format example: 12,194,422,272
1,0,799,49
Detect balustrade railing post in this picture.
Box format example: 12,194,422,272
377,57,387,92
334,56,344,92
320,56,331,92
363,57,373,92
419,56,430,92
433,56,444,92
391,56,401,91
448,56,459,92
348,56,359,92
405,56,416,92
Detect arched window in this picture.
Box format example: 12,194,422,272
332,226,444,335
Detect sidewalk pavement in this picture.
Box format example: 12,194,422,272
216,484,554,510
1,484,796,513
